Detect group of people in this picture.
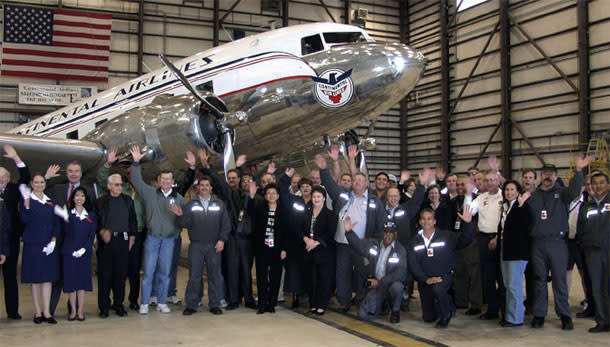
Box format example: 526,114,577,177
0,142,607,335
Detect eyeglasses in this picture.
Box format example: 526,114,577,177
112,183,123,186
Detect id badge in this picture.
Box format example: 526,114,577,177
123,232,128,241
541,210,548,220
500,231,504,240
268,239,274,247
454,220,461,230
427,248,434,257
238,210,244,222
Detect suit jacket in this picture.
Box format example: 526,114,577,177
0,202,11,256
2,164,31,241
498,201,531,261
297,206,336,264
48,182,95,207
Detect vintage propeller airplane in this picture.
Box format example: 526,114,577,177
0,22,425,179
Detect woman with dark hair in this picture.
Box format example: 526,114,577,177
247,182,287,314
19,173,61,324
62,186,96,321
298,186,336,315
496,180,531,327
400,178,417,204
423,184,451,231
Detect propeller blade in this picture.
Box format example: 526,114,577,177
222,130,236,180
159,54,224,118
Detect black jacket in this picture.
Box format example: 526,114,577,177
346,231,407,286
388,185,425,247
497,201,531,261
408,222,474,282
297,206,336,265
2,164,30,241
247,197,286,253
94,194,138,237
576,194,609,251
178,196,231,244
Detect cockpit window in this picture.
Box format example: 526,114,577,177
301,34,324,55
323,32,367,44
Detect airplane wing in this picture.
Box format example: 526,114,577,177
0,133,106,177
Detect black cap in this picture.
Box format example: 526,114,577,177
541,164,557,173
383,221,398,233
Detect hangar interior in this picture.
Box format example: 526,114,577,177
0,0,608,178
0,0,609,346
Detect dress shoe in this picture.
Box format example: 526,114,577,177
561,316,573,330
266,306,276,313
501,321,523,327
465,308,481,316
576,309,594,318
316,309,325,316
68,315,76,321
44,316,57,324
226,302,239,310
245,301,257,309
183,308,196,316
77,315,86,322
209,307,223,315
340,305,351,313
98,311,109,318
256,306,265,315
389,310,400,324
115,307,128,317
33,316,45,324
480,312,499,320
435,317,450,328
588,324,610,333
530,316,544,328
129,303,140,311
7,313,22,320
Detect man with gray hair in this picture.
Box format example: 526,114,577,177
95,173,138,317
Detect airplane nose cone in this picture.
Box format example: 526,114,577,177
383,42,425,87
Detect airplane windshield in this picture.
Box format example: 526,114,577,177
323,32,368,44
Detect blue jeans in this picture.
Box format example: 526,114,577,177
141,235,174,305
501,257,528,324
151,234,181,298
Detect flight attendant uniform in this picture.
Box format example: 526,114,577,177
62,209,96,292
20,194,61,283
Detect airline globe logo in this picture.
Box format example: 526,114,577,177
312,68,354,108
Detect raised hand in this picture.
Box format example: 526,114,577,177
197,148,210,168
129,145,145,163
314,154,327,170
457,204,473,223
328,144,340,161
518,191,531,207
435,166,446,181
464,176,475,195
3,145,21,163
285,167,295,178
106,146,118,165
576,154,595,171
184,151,196,169
347,145,358,159
248,180,257,197
168,203,183,216
44,164,61,180
236,154,247,168
488,154,500,172
343,215,358,232
267,162,277,174
400,169,410,184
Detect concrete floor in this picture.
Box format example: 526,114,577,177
0,236,608,346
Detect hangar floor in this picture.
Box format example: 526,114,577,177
0,234,607,346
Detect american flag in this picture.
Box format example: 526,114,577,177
1,5,112,83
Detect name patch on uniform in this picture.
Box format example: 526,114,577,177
587,209,599,219
292,203,305,212
368,201,377,209
395,210,405,217
369,248,378,256
430,241,445,248
413,245,425,251
191,205,204,212
388,257,399,264
208,205,220,211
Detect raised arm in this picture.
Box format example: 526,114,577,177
316,154,341,201
128,145,155,200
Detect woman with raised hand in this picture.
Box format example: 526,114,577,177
19,173,61,324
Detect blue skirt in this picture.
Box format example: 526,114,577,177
63,253,93,292
21,242,60,284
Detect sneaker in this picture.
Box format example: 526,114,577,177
220,299,228,308
149,296,158,306
139,304,149,315
157,304,171,313
167,296,182,305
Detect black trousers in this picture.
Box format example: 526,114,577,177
418,275,454,322
97,236,129,313
236,237,255,304
478,234,502,315
49,241,64,316
335,243,369,308
221,234,240,304
127,232,144,305
309,260,333,310
255,246,283,308
1,235,20,316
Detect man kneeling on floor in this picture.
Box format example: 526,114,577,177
408,206,474,328
344,217,407,324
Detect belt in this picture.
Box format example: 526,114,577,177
480,233,497,237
